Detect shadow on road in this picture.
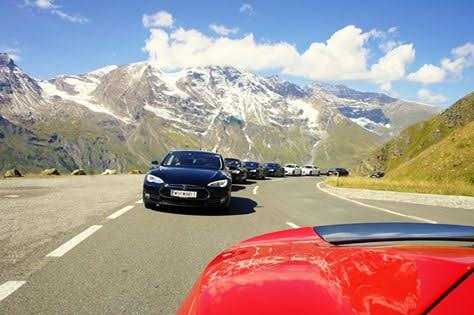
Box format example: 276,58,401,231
231,184,246,192
241,180,257,185
147,196,257,216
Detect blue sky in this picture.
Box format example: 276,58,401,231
1,0,473,107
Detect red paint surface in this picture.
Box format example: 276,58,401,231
178,227,474,315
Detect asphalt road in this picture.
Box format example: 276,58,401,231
1,176,473,314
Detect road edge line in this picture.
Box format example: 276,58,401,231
0,281,26,302
316,182,437,224
253,186,259,195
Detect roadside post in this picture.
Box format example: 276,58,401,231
336,172,339,187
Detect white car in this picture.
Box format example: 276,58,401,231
301,164,320,176
284,163,302,176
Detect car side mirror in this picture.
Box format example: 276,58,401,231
151,160,159,165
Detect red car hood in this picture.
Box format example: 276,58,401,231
179,227,474,315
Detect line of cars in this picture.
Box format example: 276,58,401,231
143,150,348,213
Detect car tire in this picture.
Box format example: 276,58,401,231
144,202,157,210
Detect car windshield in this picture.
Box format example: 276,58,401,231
225,159,241,167
285,164,295,168
244,162,259,168
162,151,222,170
304,165,313,168
264,163,278,168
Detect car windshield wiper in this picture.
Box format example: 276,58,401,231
314,223,474,245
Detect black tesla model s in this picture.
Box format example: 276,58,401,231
143,150,232,212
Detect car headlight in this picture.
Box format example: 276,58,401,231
231,170,240,174
207,179,229,187
146,174,164,184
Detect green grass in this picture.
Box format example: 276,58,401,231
325,176,474,197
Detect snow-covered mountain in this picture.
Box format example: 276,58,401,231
0,53,438,172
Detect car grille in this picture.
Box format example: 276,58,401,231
160,184,210,200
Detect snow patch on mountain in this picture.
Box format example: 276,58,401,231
39,80,131,123
287,99,319,128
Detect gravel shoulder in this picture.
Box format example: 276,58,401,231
0,175,144,276
320,182,474,210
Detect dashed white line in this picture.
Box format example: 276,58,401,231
46,225,103,257
4,194,19,198
316,182,437,224
286,222,300,229
253,186,259,195
0,281,26,301
135,199,143,204
107,205,134,219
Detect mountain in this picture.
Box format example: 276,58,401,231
358,93,474,183
0,53,438,173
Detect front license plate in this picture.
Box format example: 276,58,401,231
171,190,197,198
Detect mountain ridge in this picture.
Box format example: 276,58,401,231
0,53,439,173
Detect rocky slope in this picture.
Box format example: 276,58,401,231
0,53,438,173
358,92,474,182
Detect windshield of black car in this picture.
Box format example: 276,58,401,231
225,159,241,167
162,152,222,170
304,166,312,168
245,162,259,168
265,163,278,168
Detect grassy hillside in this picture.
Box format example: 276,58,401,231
358,92,474,177
332,92,474,196
314,118,383,169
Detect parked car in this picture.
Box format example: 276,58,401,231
243,161,265,179
370,171,385,178
327,167,349,176
143,150,232,212
178,223,474,315
301,164,320,176
225,158,248,183
263,162,285,177
284,163,302,176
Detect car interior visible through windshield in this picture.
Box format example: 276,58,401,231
162,152,222,170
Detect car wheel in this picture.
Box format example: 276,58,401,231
144,202,157,210
220,198,231,214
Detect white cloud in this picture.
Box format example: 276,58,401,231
143,24,416,90
368,44,415,83
441,42,474,78
25,0,88,23
34,0,57,9
407,64,446,84
142,11,174,28
418,88,448,104
209,24,239,36
240,3,255,16
379,40,400,53
143,28,299,71
388,26,398,34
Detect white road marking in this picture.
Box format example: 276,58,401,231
107,205,134,219
0,281,26,301
135,199,143,204
317,182,437,224
253,186,259,195
4,194,19,198
286,222,300,229
46,225,102,257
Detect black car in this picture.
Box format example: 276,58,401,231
327,167,349,176
225,158,248,184
263,162,285,177
370,171,385,178
143,150,232,212
243,161,265,179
